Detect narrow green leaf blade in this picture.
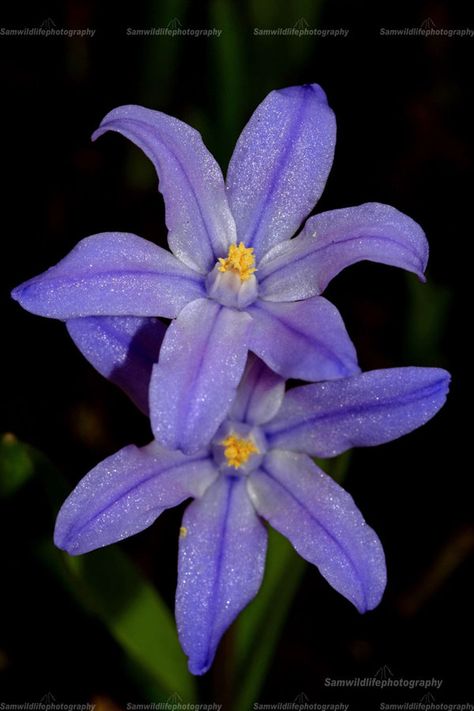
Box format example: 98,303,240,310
234,527,306,710
0,433,35,497
63,548,196,701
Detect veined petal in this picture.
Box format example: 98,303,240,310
248,297,359,382
248,451,386,612
11,232,205,320
54,441,216,555
259,203,429,301
66,316,166,415
93,105,236,272
176,475,267,675
229,354,285,426
266,367,450,457
226,84,336,260
150,299,251,454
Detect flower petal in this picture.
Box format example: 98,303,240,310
66,316,166,415
54,442,216,555
259,203,429,301
11,232,205,320
226,84,336,260
150,299,252,454
93,105,236,272
176,475,267,675
248,451,386,612
248,297,359,381
266,367,450,456
229,354,285,426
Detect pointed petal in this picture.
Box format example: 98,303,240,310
54,442,216,555
93,105,236,272
150,299,251,454
259,203,429,301
176,475,267,675
226,84,336,260
11,233,205,320
248,451,386,612
66,316,166,415
248,297,359,382
266,367,450,457
229,354,285,426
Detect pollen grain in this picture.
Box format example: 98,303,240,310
218,242,257,281
221,433,259,469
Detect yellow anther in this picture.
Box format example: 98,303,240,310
221,433,259,469
179,526,188,539
218,242,257,281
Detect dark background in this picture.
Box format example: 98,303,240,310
1,1,471,709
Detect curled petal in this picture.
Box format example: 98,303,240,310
11,232,205,320
54,442,216,555
248,297,359,382
93,105,236,272
229,354,285,426
265,367,451,457
67,316,166,415
259,203,429,301
176,475,267,675
248,451,386,612
150,299,251,454
226,84,336,260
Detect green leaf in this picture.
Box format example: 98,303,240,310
233,527,306,710
314,450,352,484
209,0,247,164
62,547,196,701
0,433,35,497
405,276,451,363
125,0,189,190
13,437,197,701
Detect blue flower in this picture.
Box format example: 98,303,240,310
54,355,450,675
12,84,429,454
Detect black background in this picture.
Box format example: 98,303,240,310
1,1,471,708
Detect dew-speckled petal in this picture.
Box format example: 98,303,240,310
247,297,359,381
226,84,336,260
150,299,252,454
54,441,216,555
265,367,451,456
229,354,285,426
176,475,267,675
93,105,236,272
259,203,429,301
248,451,386,612
11,232,205,319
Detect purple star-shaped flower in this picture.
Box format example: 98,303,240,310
54,354,450,675
12,84,429,453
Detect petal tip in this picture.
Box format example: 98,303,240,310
10,284,22,303
277,82,329,105
188,658,211,676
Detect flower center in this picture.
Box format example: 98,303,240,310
221,433,259,469
218,242,257,282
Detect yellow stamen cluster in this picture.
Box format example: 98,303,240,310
221,434,259,469
218,242,257,281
